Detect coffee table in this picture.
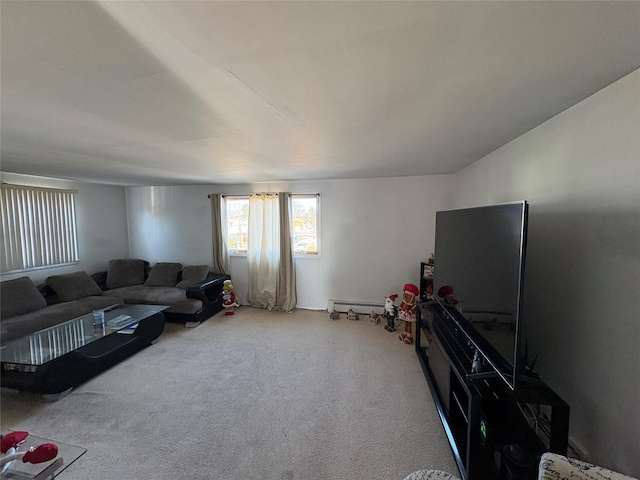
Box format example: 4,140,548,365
0,305,166,396
1,431,86,479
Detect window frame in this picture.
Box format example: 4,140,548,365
291,194,320,258
223,194,321,258
225,196,250,256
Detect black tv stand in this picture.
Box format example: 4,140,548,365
416,303,569,480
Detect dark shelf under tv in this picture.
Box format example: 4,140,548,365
416,303,569,480
420,261,434,301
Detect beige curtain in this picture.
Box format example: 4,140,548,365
210,194,229,274
277,193,296,312
247,193,296,312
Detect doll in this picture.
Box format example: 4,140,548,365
220,279,239,315
398,283,419,344
437,285,463,312
383,293,398,332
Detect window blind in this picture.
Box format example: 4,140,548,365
1,184,79,273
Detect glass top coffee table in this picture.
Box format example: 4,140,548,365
1,305,166,396
1,431,86,479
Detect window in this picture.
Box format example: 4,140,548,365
225,196,249,254
224,194,320,256
291,194,319,256
1,184,79,273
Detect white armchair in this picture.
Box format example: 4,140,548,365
404,452,638,480
538,453,637,480
402,470,461,480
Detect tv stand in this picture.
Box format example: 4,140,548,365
416,303,569,480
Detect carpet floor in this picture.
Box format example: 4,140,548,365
1,307,458,480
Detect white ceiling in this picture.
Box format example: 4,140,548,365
1,1,639,186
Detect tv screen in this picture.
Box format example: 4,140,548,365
433,201,528,389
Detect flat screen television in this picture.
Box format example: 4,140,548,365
433,201,528,390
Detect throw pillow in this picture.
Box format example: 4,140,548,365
106,259,146,289
46,271,104,302
176,265,210,289
144,262,182,287
0,276,47,318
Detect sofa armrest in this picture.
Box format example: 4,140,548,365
185,273,230,304
538,453,635,480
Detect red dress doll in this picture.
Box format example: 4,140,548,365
398,283,419,344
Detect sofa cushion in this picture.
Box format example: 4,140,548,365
46,271,103,302
0,276,47,319
107,259,146,289
107,285,187,305
145,262,182,287
176,265,210,289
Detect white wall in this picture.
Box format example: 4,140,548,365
454,69,640,476
126,175,454,310
0,173,130,284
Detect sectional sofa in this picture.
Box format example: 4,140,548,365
1,259,230,345
89,259,230,326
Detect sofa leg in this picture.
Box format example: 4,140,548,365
185,320,201,328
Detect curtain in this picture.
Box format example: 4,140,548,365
247,193,296,312
210,194,229,274
277,193,296,312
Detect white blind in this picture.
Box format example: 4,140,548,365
1,184,79,272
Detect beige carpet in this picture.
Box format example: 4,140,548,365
1,307,458,480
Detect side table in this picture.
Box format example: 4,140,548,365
1,431,85,479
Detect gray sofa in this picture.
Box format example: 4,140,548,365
90,259,230,325
1,273,125,345
0,259,230,345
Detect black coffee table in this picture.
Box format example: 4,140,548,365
0,305,166,396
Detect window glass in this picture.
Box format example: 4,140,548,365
291,195,319,256
224,194,319,256
226,197,249,254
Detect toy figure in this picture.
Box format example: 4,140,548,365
1,432,28,455
398,283,419,344
437,285,463,312
347,309,359,321
220,279,239,315
1,431,58,471
329,310,340,320
383,293,398,332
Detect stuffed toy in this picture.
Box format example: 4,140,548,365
398,283,419,344
383,294,399,332
220,279,239,316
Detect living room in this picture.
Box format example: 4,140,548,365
1,2,639,479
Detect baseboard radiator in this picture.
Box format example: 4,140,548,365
327,299,385,314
